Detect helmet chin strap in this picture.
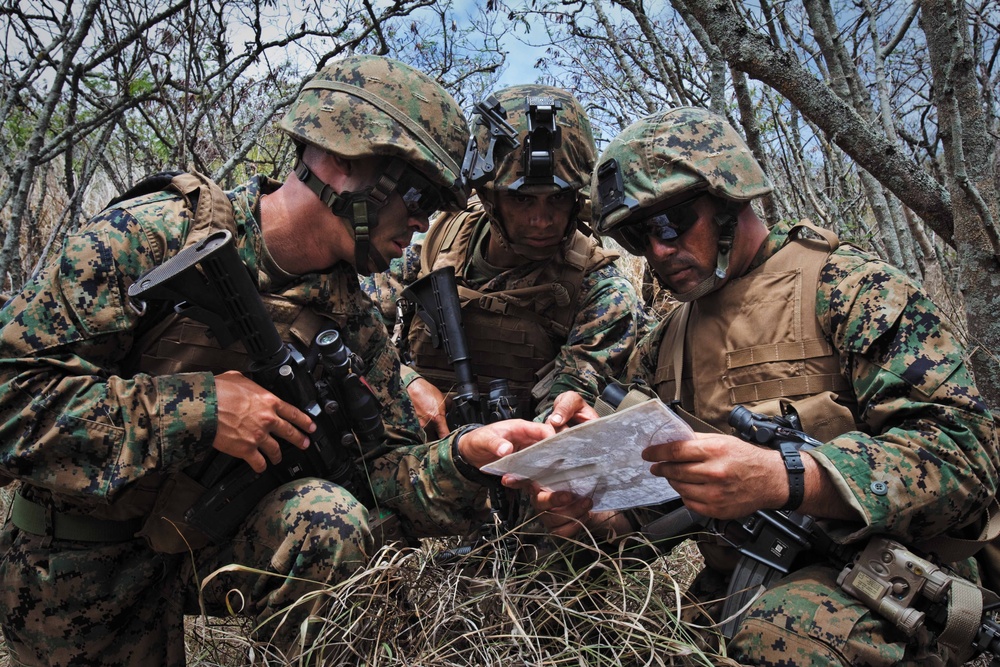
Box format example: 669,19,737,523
349,197,391,275
665,212,737,303
293,154,405,274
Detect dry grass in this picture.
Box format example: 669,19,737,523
182,530,734,667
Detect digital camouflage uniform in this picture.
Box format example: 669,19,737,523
385,210,648,414
0,56,487,667
386,85,649,416
0,177,490,666
595,107,999,666
623,221,999,665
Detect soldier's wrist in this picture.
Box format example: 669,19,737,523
400,364,422,389
451,424,494,485
779,441,805,511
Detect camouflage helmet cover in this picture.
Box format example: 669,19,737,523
593,106,773,234
474,84,597,196
278,54,470,209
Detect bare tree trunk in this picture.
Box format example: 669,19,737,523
593,0,659,114
920,0,1000,408
675,0,955,243
616,0,686,109
732,70,780,225
1,0,102,285
668,0,726,113
801,0,917,277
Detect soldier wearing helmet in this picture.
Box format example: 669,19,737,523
0,55,557,665
369,85,648,437
511,107,998,666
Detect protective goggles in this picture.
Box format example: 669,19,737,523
612,193,705,254
294,155,443,221
394,167,444,219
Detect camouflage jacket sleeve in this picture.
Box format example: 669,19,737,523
621,310,670,388
809,249,999,544
339,271,494,537
0,206,216,502
368,429,492,537
541,262,648,412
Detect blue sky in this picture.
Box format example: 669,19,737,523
446,0,552,88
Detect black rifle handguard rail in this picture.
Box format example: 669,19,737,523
128,230,384,543
402,266,518,564
402,266,517,430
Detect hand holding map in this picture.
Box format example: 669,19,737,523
481,399,694,511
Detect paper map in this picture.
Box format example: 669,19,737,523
480,400,693,511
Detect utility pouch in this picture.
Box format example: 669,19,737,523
593,380,657,417
137,472,211,554
530,358,557,404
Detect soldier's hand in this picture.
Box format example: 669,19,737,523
213,370,314,473
455,419,555,469
502,478,593,538
406,377,450,438
501,478,630,540
545,390,599,432
642,432,785,520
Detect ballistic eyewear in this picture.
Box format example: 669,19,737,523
614,193,706,254
394,168,444,219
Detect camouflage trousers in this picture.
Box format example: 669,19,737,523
725,563,960,666
0,478,372,667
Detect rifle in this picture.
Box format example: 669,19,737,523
601,383,1000,660
401,266,517,429
401,266,518,562
127,229,385,543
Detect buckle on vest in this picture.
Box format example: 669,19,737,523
478,295,509,314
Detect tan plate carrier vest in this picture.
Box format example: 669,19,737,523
651,221,860,444
102,173,336,553
652,220,1000,565
407,207,616,413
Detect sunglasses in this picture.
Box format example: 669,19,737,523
394,169,444,219
613,193,706,254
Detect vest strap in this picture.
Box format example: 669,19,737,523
672,404,723,434
919,495,1000,562
727,338,834,369
730,373,851,404
12,492,143,543
936,577,984,653
653,303,691,403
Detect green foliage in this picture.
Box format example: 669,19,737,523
1,107,34,152
129,74,156,96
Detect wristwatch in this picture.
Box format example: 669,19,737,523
451,423,494,485
778,441,805,511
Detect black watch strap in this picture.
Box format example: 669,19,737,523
779,441,805,511
451,424,494,485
